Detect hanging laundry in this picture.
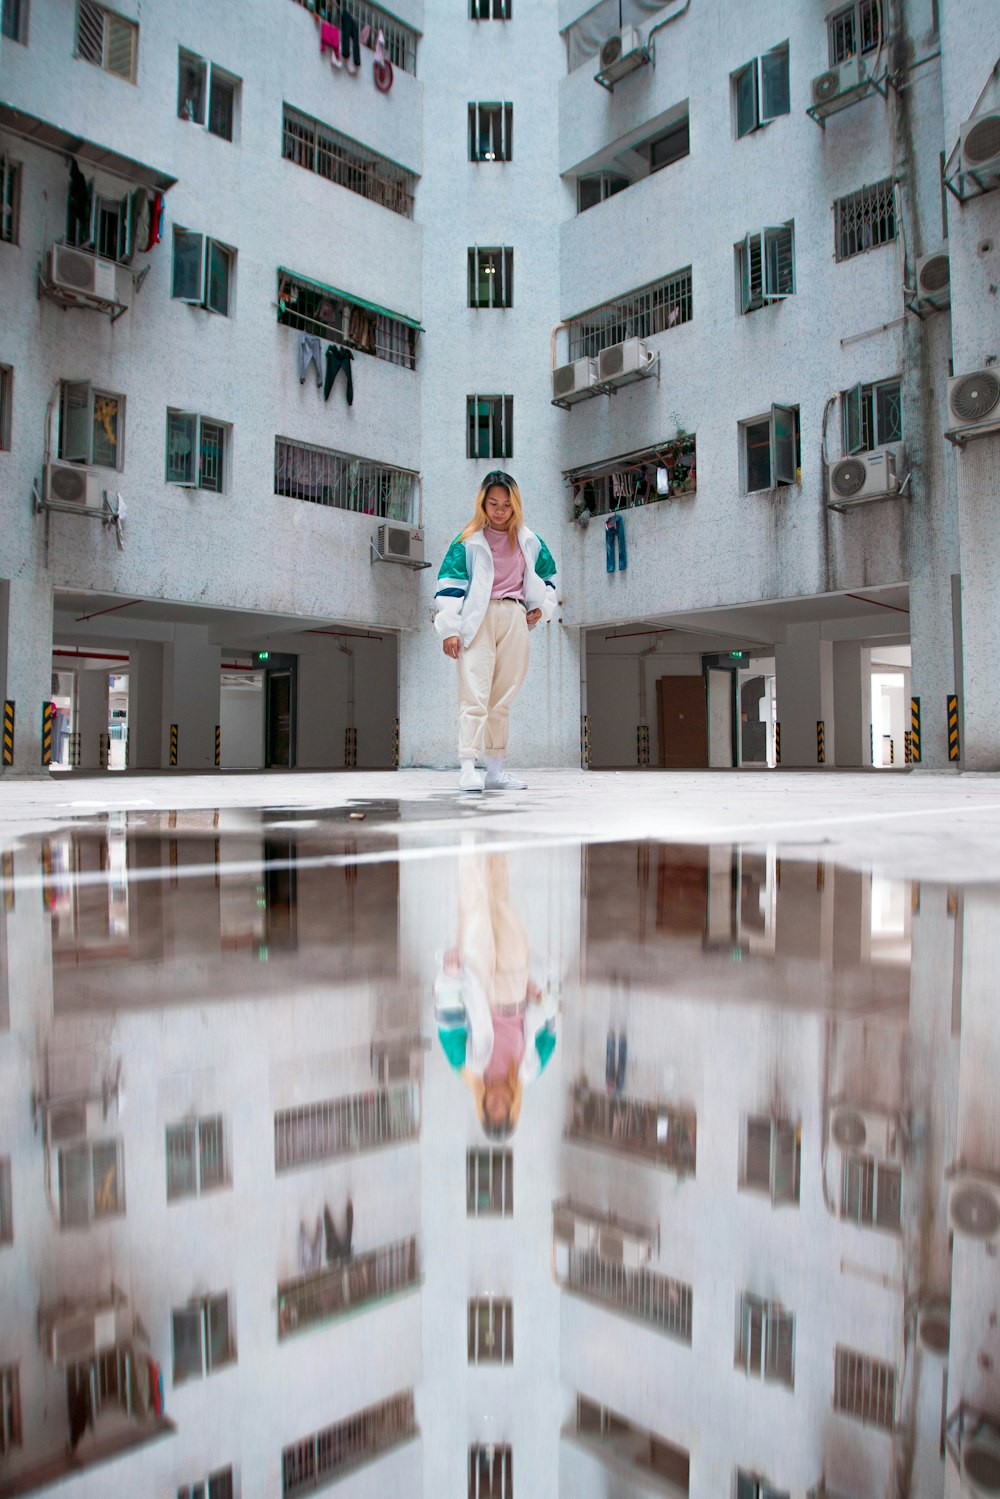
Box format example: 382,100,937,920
656,466,670,495
298,332,323,386
319,20,343,65
348,305,377,353
142,191,164,253
324,344,354,405
605,512,627,573
67,159,91,247
338,6,361,68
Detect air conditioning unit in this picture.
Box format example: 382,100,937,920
598,338,655,383
46,1305,119,1365
828,449,899,506
597,1225,653,1269
552,358,597,402
947,370,1000,436
371,1042,423,1085
50,243,119,302
830,1105,902,1162
948,1172,1000,1242
960,110,1000,188
44,1097,105,1146
917,1299,950,1357
810,57,869,118
599,25,645,83
914,245,950,308
962,1419,1000,1497
375,522,424,565
44,463,106,511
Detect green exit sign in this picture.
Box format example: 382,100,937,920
729,651,745,659
257,651,270,661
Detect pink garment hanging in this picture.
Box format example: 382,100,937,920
373,28,386,65
319,20,342,55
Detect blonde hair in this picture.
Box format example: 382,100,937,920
459,470,524,545
463,1062,524,1140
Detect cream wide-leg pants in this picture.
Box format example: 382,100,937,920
456,600,531,759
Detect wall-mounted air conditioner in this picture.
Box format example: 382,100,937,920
598,25,645,84
962,1418,1000,1497
46,1305,119,1365
371,1042,424,1085
552,358,597,403
598,338,655,383
915,245,950,308
830,1105,902,1163
596,1225,653,1269
44,1096,105,1146
810,57,869,117
50,243,119,302
960,110,1000,188
948,1172,1000,1242
827,449,899,506
947,370,1000,439
43,463,106,511
374,522,425,566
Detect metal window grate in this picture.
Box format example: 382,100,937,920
0,1158,11,1244
835,179,896,261
77,0,104,63
283,108,416,219
468,247,513,308
0,1365,21,1454
834,1345,896,1430
468,102,513,162
564,1250,692,1342
274,438,416,522
567,268,692,361
288,0,418,74
471,0,511,17
2,0,29,43
829,0,882,65
466,394,513,459
841,1154,902,1230
277,272,418,369
738,1295,795,1384
1,157,17,244
468,1298,514,1364
279,1236,418,1338
282,1390,416,1497
467,1148,513,1216
469,1443,512,1499
274,1083,419,1171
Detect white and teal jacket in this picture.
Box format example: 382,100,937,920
434,963,558,1082
434,526,559,649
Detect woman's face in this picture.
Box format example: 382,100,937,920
483,1076,514,1124
484,485,513,528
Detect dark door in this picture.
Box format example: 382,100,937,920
656,676,708,768
266,671,294,768
740,675,767,763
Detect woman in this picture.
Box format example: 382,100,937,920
434,471,558,791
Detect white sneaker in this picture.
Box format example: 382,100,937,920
459,762,485,791
485,768,527,790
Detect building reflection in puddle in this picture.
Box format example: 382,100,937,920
0,825,996,1499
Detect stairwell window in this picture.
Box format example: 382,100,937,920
834,179,896,261
178,51,240,141
843,378,902,452
166,413,228,493
1,0,29,43
733,44,790,137
468,247,513,308
0,1366,21,1453
76,1,137,82
0,1157,11,1244
172,230,234,315
467,1148,512,1216
736,1294,795,1386
736,1472,789,1499
59,382,124,469
468,1298,513,1364
0,366,11,451
178,1467,234,1499
638,114,690,172
741,1116,800,1205
741,405,799,492
58,1140,124,1227
172,1294,235,1383
469,1444,512,1499
834,1345,896,1430
469,103,513,162
829,0,882,65
841,1153,902,1230
471,0,510,16
737,225,795,313
577,172,629,213
166,1116,229,1197
467,395,513,459
1,155,20,243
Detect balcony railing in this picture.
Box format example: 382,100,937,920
282,1390,416,1498
288,0,418,75
566,268,692,363
560,1249,692,1343
278,1236,418,1339
568,1084,696,1175
274,1083,419,1173
274,437,416,521
283,109,416,219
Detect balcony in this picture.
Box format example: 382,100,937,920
567,1396,689,1497
282,1390,417,1497
274,1082,420,1172
567,1084,696,1176
277,1236,419,1339
558,1248,692,1344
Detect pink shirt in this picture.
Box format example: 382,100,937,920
485,526,526,601
483,1011,527,1083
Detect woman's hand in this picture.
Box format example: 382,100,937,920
525,608,542,628
443,636,461,659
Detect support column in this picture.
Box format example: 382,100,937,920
128,641,163,770
831,641,871,768
773,624,834,768
0,577,55,775
955,440,1000,768
76,666,108,770
161,625,221,770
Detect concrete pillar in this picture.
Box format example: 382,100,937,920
0,577,54,776
76,666,108,770
128,641,163,770
773,623,834,768
955,440,1000,769
161,625,221,770
831,642,871,768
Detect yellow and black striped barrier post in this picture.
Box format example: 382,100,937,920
636,724,650,765
910,697,920,763
344,726,357,767
816,720,825,764
169,723,178,766
215,725,221,768
947,695,960,762
889,737,895,764
41,702,53,766
99,733,108,770
774,722,780,765
2,701,14,766
903,731,911,764
2,850,14,911
124,732,129,768
69,731,81,767
40,839,55,910
391,717,399,770
580,714,591,769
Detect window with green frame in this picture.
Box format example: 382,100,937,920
466,394,512,459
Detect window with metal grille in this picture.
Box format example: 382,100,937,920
58,1139,124,1227
166,1116,229,1197
274,439,416,522
840,1153,902,1230
834,179,896,261
172,230,235,315
740,406,799,492
467,395,513,459
288,0,418,74
273,1084,419,1170
471,0,510,15
165,414,228,493
282,107,416,218
577,172,629,213
0,1157,11,1243
842,378,902,453
469,1444,512,1499
178,51,240,140
468,247,513,308
566,434,697,516
172,1294,235,1383
1,155,19,243
76,1,137,81
468,1298,513,1364
0,366,11,452
733,45,790,137
0,1365,20,1454
828,0,882,65
277,270,419,368
736,1471,789,1499
737,225,794,312
736,1295,795,1385
178,1467,234,1499
467,1148,513,1216
282,1390,416,1498
742,1116,800,1204
2,0,29,42
567,268,692,362
58,382,124,469
834,1346,896,1430
469,103,513,162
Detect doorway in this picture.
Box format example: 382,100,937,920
656,676,708,768
266,668,295,768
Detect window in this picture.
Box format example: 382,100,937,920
841,1154,902,1230
274,439,415,520
471,0,510,16
277,270,419,369
829,0,882,65
0,1157,11,1243
468,247,513,309
834,179,896,261
843,378,902,453
467,1148,512,1216
288,0,418,74
166,1116,228,1196
568,435,697,517
742,1116,800,1205
741,406,799,492
1,0,29,43
468,1298,513,1364
834,1346,896,1430
736,1472,789,1499
58,382,124,469
568,268,692,360
737,225,794,312
1,155,20,244
178,1467,234,1499
282,1391,416,1499
172,1294,235,1383
76,1,137,82
58,1139,124,1227
638,115,690,172
469,1444,512,1499
172,231,234,315
467,395,513,459
178,51,239,140
577,172,629,213
734,45,790,137
0,1366,21,1454
736,1294,794,1386
469,103,513,162
0,366,11,452
166,414,228,493
282,107,416,218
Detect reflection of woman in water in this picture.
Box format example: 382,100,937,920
435,854,557,1138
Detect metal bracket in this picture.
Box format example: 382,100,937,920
594,46,652,92
369,538,431,570
944,420,1000,447
806,74,886,129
